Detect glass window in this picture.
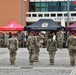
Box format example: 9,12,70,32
71,13,76,16
35,8,41,11
41,8,46,12
44,14,49,17
36,3,41,7
38,14,43,17
64,14,67,16
57,14,62,17
32,14,37,17
41,3,46,7
51,14,56,17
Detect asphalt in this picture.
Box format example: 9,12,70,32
0,48,76,75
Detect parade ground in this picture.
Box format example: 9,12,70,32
0,48,76,75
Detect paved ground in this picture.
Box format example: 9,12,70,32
0,48,76,75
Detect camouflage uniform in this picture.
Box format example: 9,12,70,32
26,34,37,65
47,36,57,65
57,30,64,49
44,32,50,47
66,34,76,66
35,34,40,62
7,35,19,65
18,31,23,47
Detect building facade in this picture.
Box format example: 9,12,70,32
0,0,76,27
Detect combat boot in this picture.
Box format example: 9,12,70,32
10,61,13,65
12,61,15,65
30,61,34,65
50,59,54,65
71,62,75,66
34,60,39,62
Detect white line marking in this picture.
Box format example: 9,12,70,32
33,67,74,70
69,66,76,75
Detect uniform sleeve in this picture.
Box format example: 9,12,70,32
47,40,50,51
7,39,10,50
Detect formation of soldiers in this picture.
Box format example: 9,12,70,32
26,30,64,65
1,30,76,66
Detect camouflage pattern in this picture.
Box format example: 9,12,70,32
47,37,57,65
44,32,50,47
26,35,37,64
57,30,64,49
35,35,40,62
39,32,44,47
67,34,76,66
17,31,23,47
7,35,19,65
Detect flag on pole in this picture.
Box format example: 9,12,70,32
74,0,76,5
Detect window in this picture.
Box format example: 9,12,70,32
32,14,37,17
38,14,43,17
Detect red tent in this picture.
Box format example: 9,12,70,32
0,21,24,31
65,22,76,31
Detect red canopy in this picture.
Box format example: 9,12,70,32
65,22,76,31
0,21,24,31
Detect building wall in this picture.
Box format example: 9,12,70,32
24,0,30,26
0,0,22,27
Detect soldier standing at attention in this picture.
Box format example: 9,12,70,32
47,34,57,65
66,32,76,66
57,29,64,49
26,31,37,65
7,34,19,65
35,32,40,62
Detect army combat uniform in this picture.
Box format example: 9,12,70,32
7,34,19,65
67,33,76,66
47,35,57,65
57,30,64,49
26,33,37,65
35,34,40,62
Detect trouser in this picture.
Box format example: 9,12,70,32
35,48,40,61
69,50,76,65
29,49,36,63
57,39,63,48
48,51,56,63
10,50,16,62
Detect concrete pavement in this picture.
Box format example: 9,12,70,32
0,48,75,75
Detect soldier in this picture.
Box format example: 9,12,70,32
66,31,76,66
35,32,40,62
7,34,19,65
17,31,23,47
47,34,57,65
26,31,37,65
57,29,64,49
44,31,50,47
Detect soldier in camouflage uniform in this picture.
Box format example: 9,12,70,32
26,31,37,65
44,31,50,47
7,34,19,65
66,32,76,66
47,34,57,65
57,30,64,49
35,32,40,62
17,31,23,47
